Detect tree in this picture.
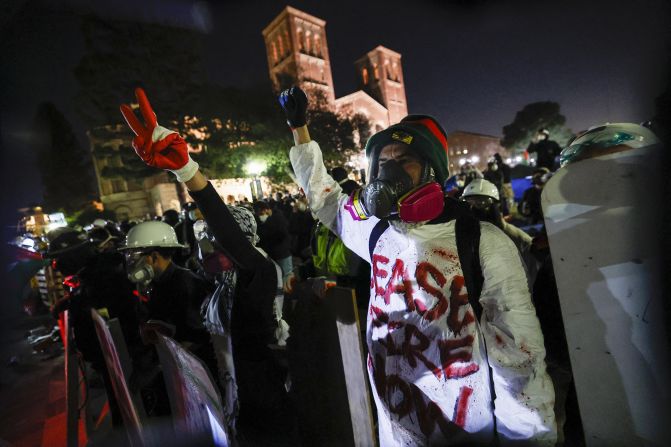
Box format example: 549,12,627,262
33,102,96,213
501,102,574,152
73,15,370,186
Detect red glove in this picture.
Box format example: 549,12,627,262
120,88,198,182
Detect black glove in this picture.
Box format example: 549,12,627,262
278,86,308,128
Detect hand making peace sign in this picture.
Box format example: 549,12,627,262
120,88,199,182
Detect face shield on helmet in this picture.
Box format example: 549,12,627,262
560,123,660,168
460,179,502,225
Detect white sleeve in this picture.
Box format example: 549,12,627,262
477,222,557,445
289,140,378,263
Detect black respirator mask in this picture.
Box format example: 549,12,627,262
346,159,445,222
125,251,155,288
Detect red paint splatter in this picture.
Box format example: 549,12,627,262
438,335,479,379
372,254,390,297
410,382,462,438
447,276,475,334
454,386,474,428
415,262,449,321
432,248,459,263
379,324,442,379
382,258,415,309
370,305,389,327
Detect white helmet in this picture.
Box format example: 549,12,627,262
119,221,185,251
461,179,499,201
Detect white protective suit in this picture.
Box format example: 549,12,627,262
291,140,556,446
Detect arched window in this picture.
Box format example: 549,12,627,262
296,28,303,51
362,68,369,84
314,34,322,57
373,63,379,80
271,41,278,63
305,30,312,54
277,35,283,57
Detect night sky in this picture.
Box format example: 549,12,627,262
1,0,669,229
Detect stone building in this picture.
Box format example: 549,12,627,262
262,6,408,130
446,131,510,173
88,124,182,221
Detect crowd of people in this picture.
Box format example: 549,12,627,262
19,85,660,446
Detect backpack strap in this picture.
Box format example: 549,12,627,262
455,213,500,444
368,219,390,261
455,214,484,321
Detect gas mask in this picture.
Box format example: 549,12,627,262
345,159,445,222
193,220,233,274
125,251,155,288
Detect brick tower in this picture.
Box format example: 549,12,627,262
354,46,408,124
262,6,336,110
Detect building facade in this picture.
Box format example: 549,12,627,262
88,124,183,221
262,6,408,129
446,131,510,173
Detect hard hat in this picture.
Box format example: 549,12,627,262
119,221,185,251
461,178,500,201
560,123,660,167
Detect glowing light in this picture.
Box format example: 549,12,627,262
245,160,266,176
463,149,468,154
470,155,480,163
514,155,523,163
458,158,466,166
505,158,512,164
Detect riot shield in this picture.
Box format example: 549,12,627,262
542,145,671,445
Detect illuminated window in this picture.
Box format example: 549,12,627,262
373,63,379,80
296,29,303,51
277,36,283,56
314,35,321,57
271,42,278,63
362,68,369,84
305,30,311,54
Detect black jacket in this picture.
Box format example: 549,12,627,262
189,182,278,352
146,262,212,344
527,139,562,170
257,211,292,262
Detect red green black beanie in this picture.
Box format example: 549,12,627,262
364,114,449,185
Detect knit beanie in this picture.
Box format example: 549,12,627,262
365,114,449,185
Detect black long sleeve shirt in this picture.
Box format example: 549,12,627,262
189,182,277,353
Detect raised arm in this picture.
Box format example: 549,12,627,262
119,88,267,270
277,86,375,262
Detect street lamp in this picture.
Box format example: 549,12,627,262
246,160,267,200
